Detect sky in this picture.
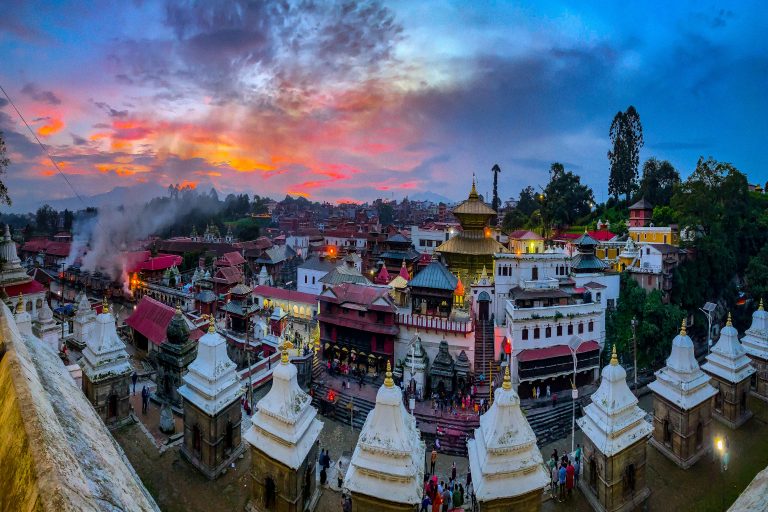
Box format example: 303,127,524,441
0,0,766,212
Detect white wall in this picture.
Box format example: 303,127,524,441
297,268,327,295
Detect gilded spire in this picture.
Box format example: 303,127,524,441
15,292,24,314
102,297,109,314
208,316,216,333
175,303,182,315
502,365,512,390
760,298,764,311
280,339,293,364
384,360,394,388
727,311,732,327
680,318,687,336
610,344,618,366
469,174,479,199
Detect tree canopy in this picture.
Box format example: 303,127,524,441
608,106,644,202
637,158,679,207
0,131,11,206
541,163,594,231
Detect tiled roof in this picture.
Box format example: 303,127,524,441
125,296,202,346
321,283,394,311
20,239,71,257
218,251,246,266
253,285,318,304
507,230,543,240
386,233,410,244
319,265,370,286
629,198,653,210
435,232,508,255
408,261,457,291
299,256,336,272
2,280,45,296
214,266,243,284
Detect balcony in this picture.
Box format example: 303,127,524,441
396,313,474,334
519,277,560,290
506,300,602,322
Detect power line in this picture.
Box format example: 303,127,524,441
0,83,88,207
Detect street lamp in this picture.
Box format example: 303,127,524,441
568,335,584,454
700,302,717,354
243,303,254,411
631,316,638,390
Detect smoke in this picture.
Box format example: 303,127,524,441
65,188,221,291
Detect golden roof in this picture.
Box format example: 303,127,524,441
435,231,508,256
452,179,497,217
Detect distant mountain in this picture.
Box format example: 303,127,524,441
409,191,455,204
17,182,168,213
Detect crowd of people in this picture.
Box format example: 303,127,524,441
421,457,471,512
548,444,581,503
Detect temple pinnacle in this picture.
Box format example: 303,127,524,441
208,316,216,333
102,297,109,314
727,311,732,327
15,292,24,314
610,344,618,366
384,360,394,388
680,318,687,336
502,365,512,390
760,298,764,311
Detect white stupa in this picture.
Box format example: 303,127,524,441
80,300,132,383
14,293,32,335
578,346,652,456
344,361,425,508
244,340,322,469
702,313,755,385
648,320,717,410
178,319,242,415
741,299,768,363
72,292,97,349
0,224,29,283
33,298,60,352
467,365,549,505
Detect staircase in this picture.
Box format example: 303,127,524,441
524,401,582,447
473,318,499,379
309,380,376,430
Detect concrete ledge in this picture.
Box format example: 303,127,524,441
713,410,753,430
649,438,708,469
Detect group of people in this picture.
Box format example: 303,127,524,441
548,445,581,503
421,474,467,511
318,449,345,489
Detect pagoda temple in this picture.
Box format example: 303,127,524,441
244,341,323,512
79,300,133,428
467,366,549,511
178,318,244,479
577,346,652,512
702,313,755,428
435,179,507,279
343,361,425,511
741,299,768,402
648,320,717,468
155,306,198,409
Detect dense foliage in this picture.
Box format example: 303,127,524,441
608,106,644,202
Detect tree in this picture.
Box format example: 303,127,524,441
541,163,594,231
516,186,539,216
608,106,644,202
62,209,74,231
491,164,501,213
746,244,768,301
502,209,527,231
637,158,679,206
0,131,11,206
377,202,394,225
35,204,58,235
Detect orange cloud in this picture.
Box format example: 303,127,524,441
37,118,64,136
178,179,198,189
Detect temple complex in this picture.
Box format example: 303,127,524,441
178,318,244,479
577,346,652,512
435,179,507,279
467,366,549,511
79,300,133,428
155,306,198,409
741,299,768,402
244,340,323,512
702,313,756,429
343,362,425,511
648,321,717,468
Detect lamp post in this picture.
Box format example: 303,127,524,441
243,303,253,411
700,302,717,354
631,316,638,390
568,336,584,454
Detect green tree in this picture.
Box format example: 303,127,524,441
35,204,58,235
502,209,528,231
377,202,394,225
746,244,768,301
517,186,539,216
62,209,74,231
491,164,501,213
637,158,679,206
541,162,594,231
651,206,678,226
608,106,644,202
0,131,10,206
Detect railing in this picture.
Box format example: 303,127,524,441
506,301,602,322
396,313,474,333
518,353,601,380
628,264,662,274
238,351,282,382
519,277,560,290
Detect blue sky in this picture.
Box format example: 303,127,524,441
0,0,766,211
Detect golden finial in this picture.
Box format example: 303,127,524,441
175,302,181,315
469,175,478,199
208,316,216,333
280,339,293,364
384,360,394,388
610,344,618,366
15,292,24,314
680,318,687,337
102,297,109,314
502,365,512,391
727,312,732,327
759,298,764,311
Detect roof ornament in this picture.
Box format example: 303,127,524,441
102,297,109,314
280,339,293,364
384,360,394,388
208,316,216,333
610,344,618,366
760,298,764,311
469,174,479,199
726,311,732,327
15,292,24,314
502,365,512,391
680,318,687,336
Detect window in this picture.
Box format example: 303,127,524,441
625,464,636,492
377,311,385,323
663,419,672,446
304,275,308,283
533,327,540,339
715,389,723,411
498,265,502,276
419,239,426,247
522,328,529,340
578,323,584,334
532,266,539,280
588,321,594,332
312,276,316,285
545,326,551,338
695,422,703,449
557,325,563,336
568,324,573,335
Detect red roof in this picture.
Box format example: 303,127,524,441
557,231,615,242
218,251,246,267
20,239,71,257
517,341,600,362
124,251,182,273
375,265,391,284
125,296,202,346
253,285,317,304
2,280,45,296
214,266,243,284
321,283,394,312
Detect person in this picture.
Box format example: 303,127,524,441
438,481,444,494
566,461,575,498
550,461,559,499
141,385,149,414
537,386,541,400
441,486,451,512
546,384,551,398
430,449,438,474
552,392,558,407
574,458,581,487
454,483,464,509
435,437,441,451
431,489,442,512
451,461,457,482
558,463,566,502
342,495,352,512
319,466,327,486
131,371,138,395
420,494,431,512
336,460,344,489
575,443,582,464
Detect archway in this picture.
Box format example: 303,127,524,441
265,476,277,509
477,291,491,321
107,394,118,420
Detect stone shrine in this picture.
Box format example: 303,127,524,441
702,313,755,429
430,338,455,394
244,340,323,512
648,320,717,468
155,306,198,409
401,334,428,399
71,292,96,350
178,318,244,479
741,299,768,402
79,300,133,428
344,361,425,511
577,346,652,512
467,366,549,511
32,298,60,353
